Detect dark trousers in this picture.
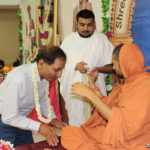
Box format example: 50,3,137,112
0,115,34,147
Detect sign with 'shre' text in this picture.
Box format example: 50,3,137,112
110,0,136,46
115,0,132,36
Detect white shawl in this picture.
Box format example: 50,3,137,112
59,31,113,126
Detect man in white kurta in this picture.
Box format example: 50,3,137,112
59,9,114,126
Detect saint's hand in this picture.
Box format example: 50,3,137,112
38,124,59,146
75,62,89,74
87,71,98,88
71,82,93,99
51,118,66,129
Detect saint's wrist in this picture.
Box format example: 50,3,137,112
92,87,99,92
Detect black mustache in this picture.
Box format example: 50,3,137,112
82,30,90,33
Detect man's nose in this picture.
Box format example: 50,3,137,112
84,25,88,30
57,70,62,77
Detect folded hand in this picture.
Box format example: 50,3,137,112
51,118,66,129
38,124,59,146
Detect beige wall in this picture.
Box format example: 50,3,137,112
0,8,19,66
58,0,103,41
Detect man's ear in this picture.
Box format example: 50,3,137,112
38,59,45,68
39,59,45,63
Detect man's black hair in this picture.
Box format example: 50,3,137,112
13,58,20,67
0,59,4,69
113,43,124,60
76,9,95,22
35,46,66,65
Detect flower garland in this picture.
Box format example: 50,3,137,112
83,74,94,121
18,8,23,65
0,140,14,150
32,66,52,123
37,0,54,48
101,0,113,95
27,46,38,64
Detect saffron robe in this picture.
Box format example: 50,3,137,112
61,44,150,150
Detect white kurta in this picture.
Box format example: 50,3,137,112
59,31,114,126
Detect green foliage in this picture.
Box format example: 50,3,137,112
102,17,110,34
101,0,111,35
18,8,23,65
101,0,112,95
101,0,111,16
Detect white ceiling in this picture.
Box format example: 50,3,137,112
0,0,19,5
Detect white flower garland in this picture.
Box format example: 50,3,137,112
83,74,99,121
32,66,52,123
0,140,14,150
83,74,94,121
27,46,38,64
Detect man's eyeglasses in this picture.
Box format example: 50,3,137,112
51,66,63,73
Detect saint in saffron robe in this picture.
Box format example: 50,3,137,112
61,44,150,150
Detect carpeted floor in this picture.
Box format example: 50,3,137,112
15,137,66,150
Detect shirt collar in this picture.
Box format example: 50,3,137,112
32,62,48,84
